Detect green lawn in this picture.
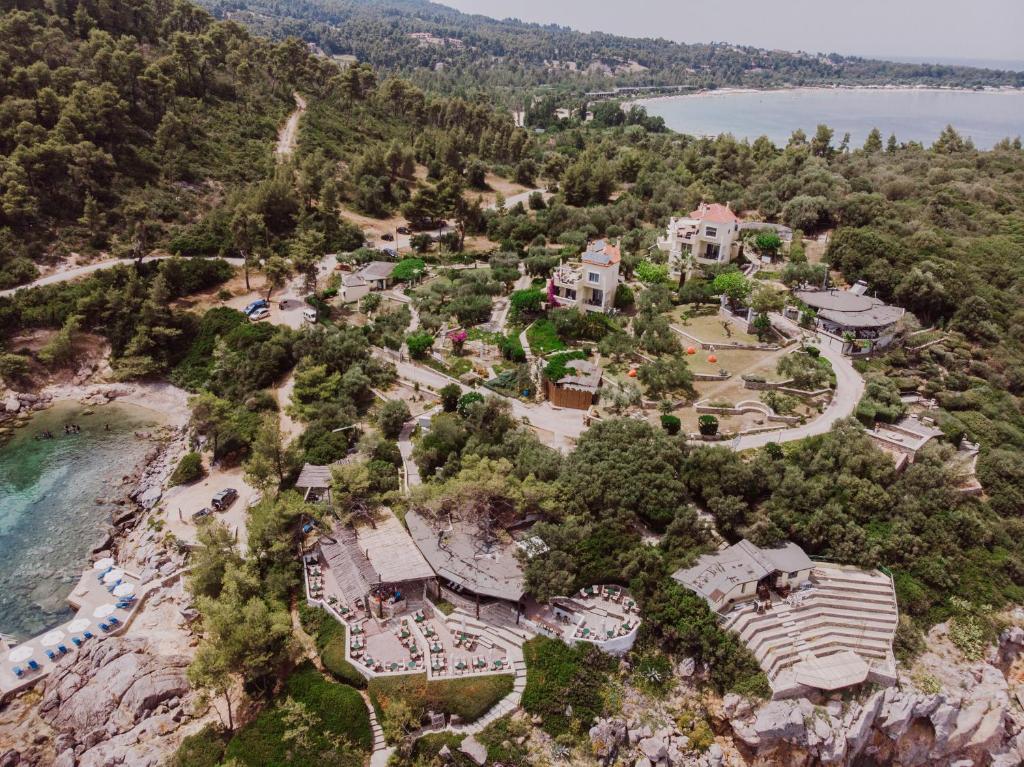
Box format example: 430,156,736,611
526,319,567,354
224,664,372,766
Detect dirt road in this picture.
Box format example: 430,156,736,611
276,93,307,161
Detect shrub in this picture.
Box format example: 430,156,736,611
316,620,367,689
509,287,544,320
698,415,719,436
169,452,205,486
0,353,31,385
526,319,566,354
521,637,615,739
169,724,229,767
457,391,485,416
392,258,426,282
439,383,461,412
406,331,435,359
377,399,411,439
660,414,681,435
635,260,669,284
614,282,634,309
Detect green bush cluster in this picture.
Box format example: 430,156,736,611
169,452,205,486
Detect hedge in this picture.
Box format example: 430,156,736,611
169,451,205,486
298,603,366,689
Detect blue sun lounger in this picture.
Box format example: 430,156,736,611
44,649,56,661
11,666,23,678
108,616,120,627
28,659,40,671
99,622,111,632
83,631,94,640
72,637,83,647
57,644,69,654
97,566,113,581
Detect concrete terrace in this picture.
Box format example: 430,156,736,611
523,585,642,654
2,563,149,700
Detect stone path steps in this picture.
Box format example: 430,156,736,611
361,690,393,766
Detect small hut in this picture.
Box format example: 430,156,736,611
544,358,602,410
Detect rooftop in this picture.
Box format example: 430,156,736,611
689,202,741,225
354,513,435,584
555,359,602,392
581,239,621,266
672,540,813,606
356,261,397,281
342,273,367,288
794,288,904,329
406,510,526,602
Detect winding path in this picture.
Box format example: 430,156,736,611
728,317,865,451
0,256,245,299
275,92,307,161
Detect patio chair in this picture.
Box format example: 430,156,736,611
27,659,40,671
12,666,23,678
45,649,57,661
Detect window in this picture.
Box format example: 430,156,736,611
789,571,799,578
587,271,600,284
705,226,718,237
704,244,721,260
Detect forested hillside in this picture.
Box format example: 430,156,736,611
0,0,329,287
200,0,1024,99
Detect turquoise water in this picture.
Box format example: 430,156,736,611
634,88,1024,149
0,401,161,640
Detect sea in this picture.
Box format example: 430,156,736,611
632,88,1024,149
0,401,162,641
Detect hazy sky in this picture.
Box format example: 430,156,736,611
437,0,1024,65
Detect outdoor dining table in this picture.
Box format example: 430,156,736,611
399,628,410,639
351,625,362,635
492,659,505,669
388,662,400,672
407,660,417,670
414,614,425,623
431,642,443,653
363,656,374,667
474,659,486,669
455,661,466,670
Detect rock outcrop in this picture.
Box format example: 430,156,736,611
723,631,1024,766
37,637,193,767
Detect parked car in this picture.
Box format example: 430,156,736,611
192,507,213,521
396,226,410,235
243,299,269,316
380,233,394,242
211,488,238,511
380,248,398,260
249,307,270,322
302,307,317,324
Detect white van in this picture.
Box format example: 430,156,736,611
302,307,317,324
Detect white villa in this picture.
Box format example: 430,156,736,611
657,202,743,275
549,240,621,314
673,540,899,699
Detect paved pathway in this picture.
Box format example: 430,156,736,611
729,317,864,451
486,188,550,211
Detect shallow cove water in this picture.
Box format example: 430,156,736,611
0,400,162,640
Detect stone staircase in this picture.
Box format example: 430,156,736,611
720,563,899,693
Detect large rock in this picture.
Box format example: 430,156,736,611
589,717,628,763
459,735,487,766
37,637,191,767
4,397,20,414
638,735,668,762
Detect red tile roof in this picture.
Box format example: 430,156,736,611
689,203,741,225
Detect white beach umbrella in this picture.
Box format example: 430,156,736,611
103,569,125,585
66,618,90,633
113,582,135,598
93,604,116,619
93,558,115,571
40,630,65,647
7,645,33,663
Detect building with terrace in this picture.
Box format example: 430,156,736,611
406,509,529,626
673,540,899,699
549,240,620,314
657,202,743,275
793,282,905,354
